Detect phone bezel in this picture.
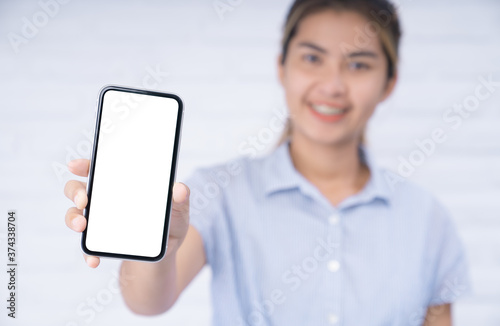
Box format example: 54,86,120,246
81,85,184,262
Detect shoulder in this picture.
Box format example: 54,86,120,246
376,166,454,225
377,167,467,266
373,169,471,303
361,145,446,218
183,153,266,196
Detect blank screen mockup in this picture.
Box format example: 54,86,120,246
85,90,179,258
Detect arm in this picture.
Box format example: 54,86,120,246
118,181,207,315
119,225,206,315
422,197,471,326
64,159,206,315
423,304,452,326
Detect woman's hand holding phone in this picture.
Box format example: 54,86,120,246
64,158,191,268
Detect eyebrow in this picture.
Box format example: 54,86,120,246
297,42,378,59
297,41,327,53
346,51,378,59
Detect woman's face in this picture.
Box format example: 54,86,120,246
278,9,397,147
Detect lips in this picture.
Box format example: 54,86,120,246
308,103,349,122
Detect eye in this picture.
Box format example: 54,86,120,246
348,61,370,70
303,54,321,64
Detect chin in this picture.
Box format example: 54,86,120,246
301,129,352,147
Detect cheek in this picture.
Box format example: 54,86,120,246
283,70,312,113
350,78,385,116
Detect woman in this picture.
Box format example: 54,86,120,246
64,0,471,325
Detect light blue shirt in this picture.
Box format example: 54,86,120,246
184,139,472,326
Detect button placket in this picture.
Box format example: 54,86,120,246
325,211,342,324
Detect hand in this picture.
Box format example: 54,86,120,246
63,159,99,268
64,159,191,267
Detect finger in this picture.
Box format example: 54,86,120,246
170,182,190,230
68,159,90,177
65,207,87,232
64,180,88,209
173,182,189,204
168,183,190,241
82,253,100,268
171,182,190,215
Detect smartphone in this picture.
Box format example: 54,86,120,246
81,85,183,262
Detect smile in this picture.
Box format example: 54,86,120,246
308,103,348,122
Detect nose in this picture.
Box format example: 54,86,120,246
317,66,347,97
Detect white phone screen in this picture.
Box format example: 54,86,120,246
83,87,182,260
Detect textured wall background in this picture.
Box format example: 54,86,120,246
0,0,499,325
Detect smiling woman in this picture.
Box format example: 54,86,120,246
277,0,401,147
63,0,472,325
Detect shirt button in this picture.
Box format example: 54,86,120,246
327,260,340,272
328,313,339,324
328,213,340,225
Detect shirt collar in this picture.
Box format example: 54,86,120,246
261,138,393,208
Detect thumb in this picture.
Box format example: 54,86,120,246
172,182,190,214
173,182,189,203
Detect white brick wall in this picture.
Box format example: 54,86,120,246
0,0,498,325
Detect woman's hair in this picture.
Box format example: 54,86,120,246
276,0,402,147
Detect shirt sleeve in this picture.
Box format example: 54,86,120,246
426,196,473,306
182,167,226,267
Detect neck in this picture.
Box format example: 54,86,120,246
288,133,370,203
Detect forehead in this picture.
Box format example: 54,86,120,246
291,9,384,55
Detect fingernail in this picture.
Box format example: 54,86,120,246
74,194,79,206
72,217,80,228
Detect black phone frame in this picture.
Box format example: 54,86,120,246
81,85,184,262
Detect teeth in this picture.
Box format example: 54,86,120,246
312,104,346,115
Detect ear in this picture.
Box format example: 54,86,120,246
277,54,285,86
380,71,398,102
